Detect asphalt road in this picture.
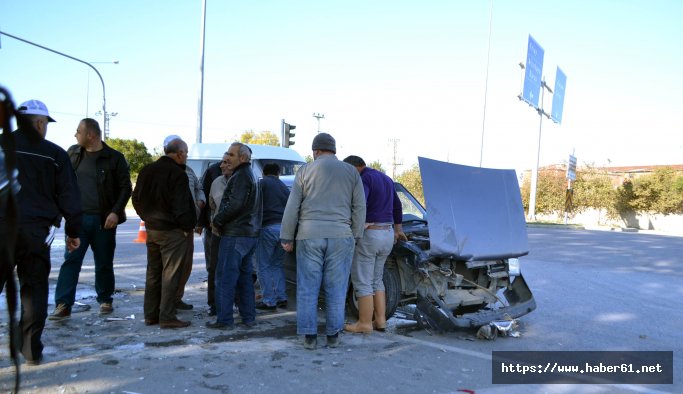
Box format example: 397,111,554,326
0,218,680,393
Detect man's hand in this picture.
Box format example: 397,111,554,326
197,200,206,210
195,226,203,235
103,212,119,229
393,224,408,244
66,237,80,252
281,241,294,253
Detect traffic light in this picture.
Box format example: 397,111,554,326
284,122,296,147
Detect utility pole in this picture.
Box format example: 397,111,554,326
312,113,325,133
196,0,207,144
478,0,493,167
389,138,402,179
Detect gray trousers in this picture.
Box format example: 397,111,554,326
144,229,189,322
350,227,394,297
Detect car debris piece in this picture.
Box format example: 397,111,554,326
476,319,521,340
105,314,135,322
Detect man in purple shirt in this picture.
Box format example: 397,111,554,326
342,156,407,333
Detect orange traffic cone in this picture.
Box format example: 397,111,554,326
134,221,147,243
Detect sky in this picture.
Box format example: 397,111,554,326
1,0,682,177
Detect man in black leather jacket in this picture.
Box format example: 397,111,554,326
51,118,131,320
207,142,260,330
132,137,196,329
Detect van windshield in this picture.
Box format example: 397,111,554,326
255,159,304,176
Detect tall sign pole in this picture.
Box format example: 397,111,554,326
519,35,545,221
528,79,552,221
196,0,207,144
518,35,567,221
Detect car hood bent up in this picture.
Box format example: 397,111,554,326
418,157,529,261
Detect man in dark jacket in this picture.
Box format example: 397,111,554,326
255,163,290,311
207,142,260,330
51,118,132,320
132,136,196,329
0,100,82,365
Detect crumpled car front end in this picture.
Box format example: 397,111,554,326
393,158,536,332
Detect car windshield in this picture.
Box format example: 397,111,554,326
394,183,427,222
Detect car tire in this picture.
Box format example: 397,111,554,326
347,263,401,320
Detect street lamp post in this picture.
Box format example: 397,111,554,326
87,61,119,120
0,30,112,139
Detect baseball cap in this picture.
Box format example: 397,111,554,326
16,99,56,122
163,134,182,148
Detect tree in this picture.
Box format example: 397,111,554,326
106,138,153,180
395,164,424,205
239,130,279,146
630,167,683,214
520,168,566,215
368,160,386,173
573,165,615,222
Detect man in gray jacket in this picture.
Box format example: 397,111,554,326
280,133,365,350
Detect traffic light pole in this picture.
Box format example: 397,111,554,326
280,119,285,148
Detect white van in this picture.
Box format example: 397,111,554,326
186,143,306,186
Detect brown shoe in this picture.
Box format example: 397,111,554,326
100,302,114,315
160,319,191,329
48,304,71,321
144,318,159,326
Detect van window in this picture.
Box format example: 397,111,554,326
255,159,304,177
187,158,304,179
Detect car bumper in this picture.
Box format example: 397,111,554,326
415,274,536,331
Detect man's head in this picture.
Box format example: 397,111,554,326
263,163,281,177
16,99,56,138
343,155,366,173
219,153,232,177
225,142,251,170
164,135,188,165
75,118,102,148
311,132,336,159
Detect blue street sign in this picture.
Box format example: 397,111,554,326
522,35,544,108
551,67,567,124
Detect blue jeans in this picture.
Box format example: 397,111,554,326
55,214,116,306
256,224,287,306
296,237,354,336
215,236,257,325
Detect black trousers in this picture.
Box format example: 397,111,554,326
207,233,220,308
13,226,50,362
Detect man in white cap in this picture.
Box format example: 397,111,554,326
280,132,366,349
132,136,196,329
0,99,82,365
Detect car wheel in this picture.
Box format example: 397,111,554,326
347,263,401,320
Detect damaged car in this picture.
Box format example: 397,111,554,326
285,157,536,332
